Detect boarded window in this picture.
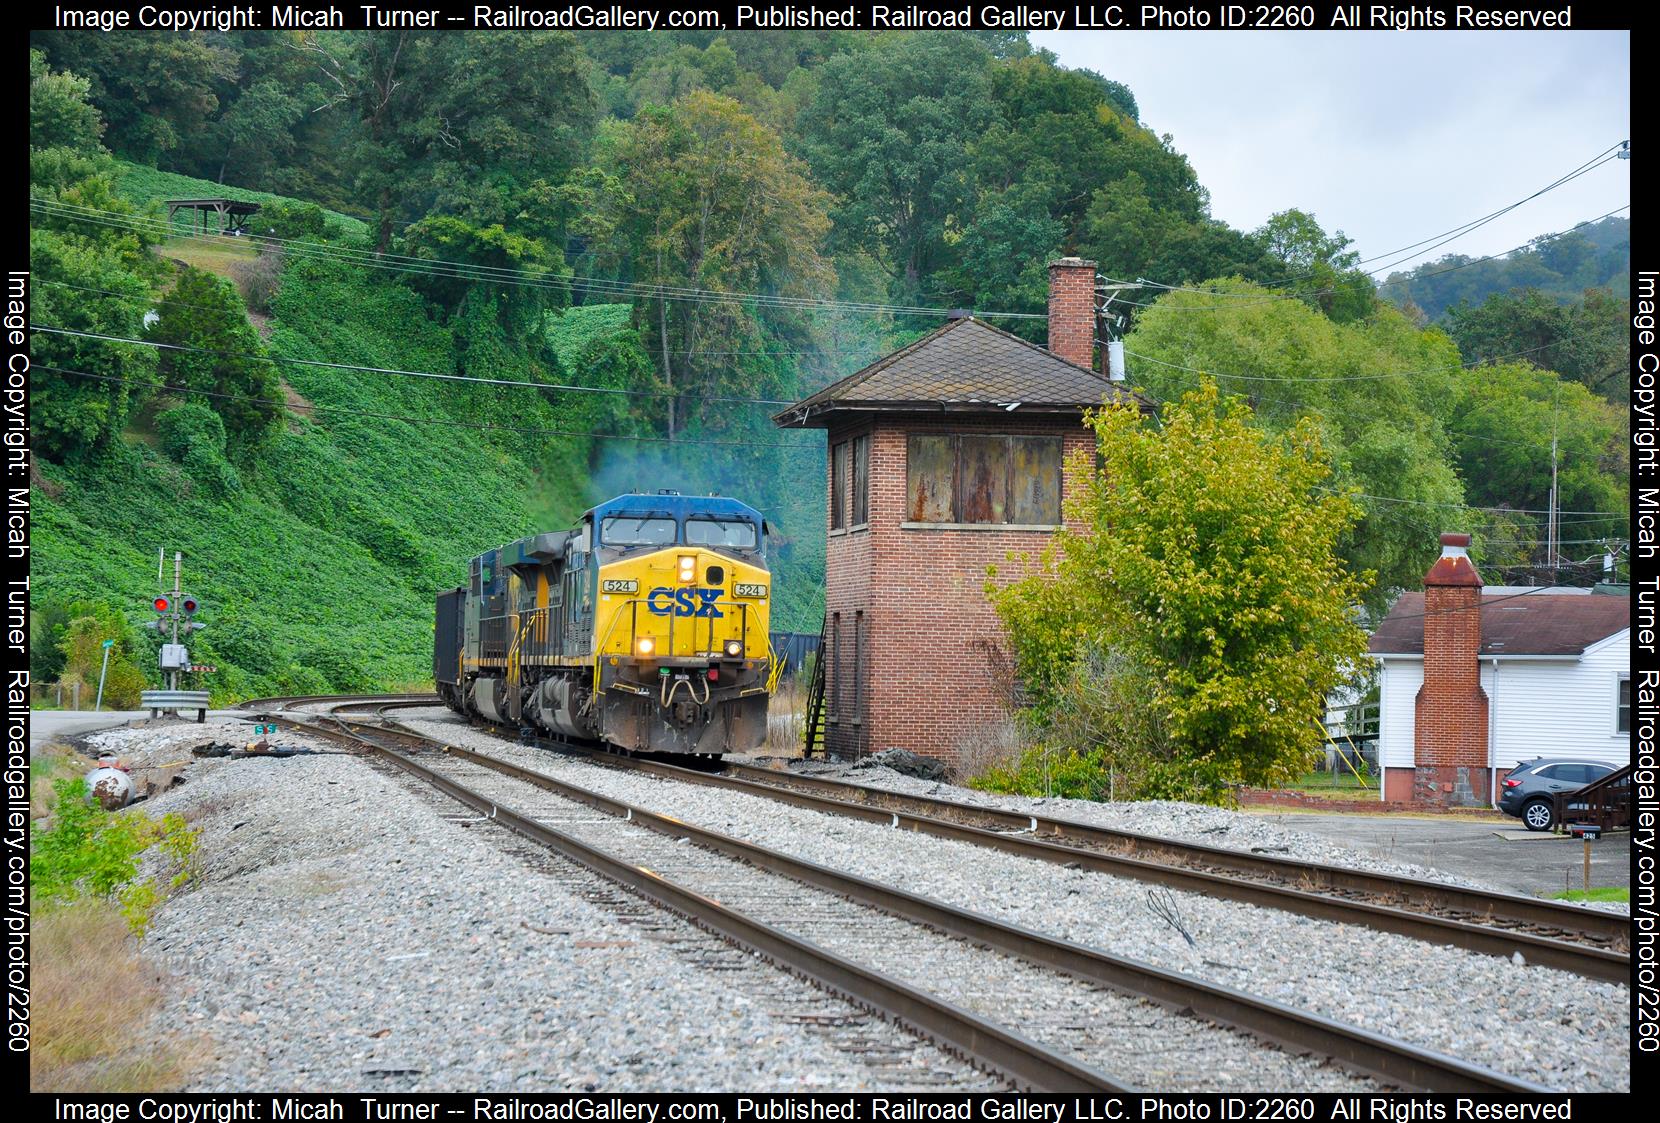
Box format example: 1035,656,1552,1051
907,434,1062,525
831,441,849,530
851,434,870,526
959,435,1008,523
1009,437,1062,524
907,435,956,522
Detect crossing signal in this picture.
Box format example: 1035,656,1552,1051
181,596,199,616
153,596,170,613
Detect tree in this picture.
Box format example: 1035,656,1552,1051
1446,287,1629,401
991,382,1371,803
797,34,997,296
30,49,103,151
30,62,164,458
145,267,281,443
1255,209,1375,322
1123,280,1466,604
31,32,234,164
1446,361,1627,543
589,91,832,439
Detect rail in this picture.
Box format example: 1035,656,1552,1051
331,715,1542,1093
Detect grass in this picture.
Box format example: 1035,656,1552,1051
1277,769,1378,798
29,901,191,1092
156,237,259,277
31,748,85,820
1551,886,1629,903
113,161,367,238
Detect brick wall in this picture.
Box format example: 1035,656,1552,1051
825,414,1096,763
1047,258,1097,372
1412,547,1490,806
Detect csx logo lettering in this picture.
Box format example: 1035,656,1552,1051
646,586,724,617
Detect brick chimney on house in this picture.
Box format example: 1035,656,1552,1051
1047,257,1097,371
1413,532,1490,807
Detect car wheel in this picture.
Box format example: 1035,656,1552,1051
1522,798,1554,832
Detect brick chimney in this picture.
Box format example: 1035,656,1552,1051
1047,257,1097,371
1413,532,1490,807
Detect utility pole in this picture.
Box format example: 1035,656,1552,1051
94,638,114,711
1548,383,1560,570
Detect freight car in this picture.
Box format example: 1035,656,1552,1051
434,491,775,756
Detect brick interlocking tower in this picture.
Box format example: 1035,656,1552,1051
773,259,1149,763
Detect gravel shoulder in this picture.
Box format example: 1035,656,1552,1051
401,719,1631,1093
91,720,992,1092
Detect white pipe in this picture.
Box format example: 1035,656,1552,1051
1488,657,1501,808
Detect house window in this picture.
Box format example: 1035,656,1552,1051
830,441,849,530
851,434,870,526
906,434,1062,525
1618,675,1631,734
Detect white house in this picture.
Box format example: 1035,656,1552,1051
1368,534,1630,808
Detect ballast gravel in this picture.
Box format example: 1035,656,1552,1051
402,719,1631,1093
130,735,996,1091
429,750,1377,1091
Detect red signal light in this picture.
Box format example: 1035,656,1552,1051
181,597,198,615
153,597,170,613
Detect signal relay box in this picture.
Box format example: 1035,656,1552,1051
159,644,190,670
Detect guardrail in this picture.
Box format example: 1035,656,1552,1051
140,689,211,722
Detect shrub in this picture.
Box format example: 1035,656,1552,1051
231,245,285,315
156,402,226,462
255,199,327,241
31,779,202,937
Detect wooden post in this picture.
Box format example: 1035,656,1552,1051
1583,837,1592,892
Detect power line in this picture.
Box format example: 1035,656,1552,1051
29,324,797,406
1103,202,1630,313
31,198,1047,321
1316,486,1622,518
1122,334,1602,384
33,278,892,359
34,364,819,451
1105,141,1627,303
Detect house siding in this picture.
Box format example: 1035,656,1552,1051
1376,628,1631,774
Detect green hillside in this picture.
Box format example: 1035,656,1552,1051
28,34,1629,705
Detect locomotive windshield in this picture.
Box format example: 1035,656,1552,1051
601,516,676,546
685,518,758,549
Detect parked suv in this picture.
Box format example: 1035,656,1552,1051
1498,758,1617,831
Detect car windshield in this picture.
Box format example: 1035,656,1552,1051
601,516,676,546
685,518,757,548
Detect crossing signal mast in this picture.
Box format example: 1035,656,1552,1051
150,549,206,690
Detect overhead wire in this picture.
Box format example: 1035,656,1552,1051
1100,202,1630,313
30,197,1048,320
33,278,893,359
33,364,820,451
1102,141,1628,304
29,324,799,406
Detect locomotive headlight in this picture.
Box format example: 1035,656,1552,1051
636,637,655,656
677,554,696,583
724,640,743,657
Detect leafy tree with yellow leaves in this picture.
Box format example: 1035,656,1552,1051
989,381,1372,803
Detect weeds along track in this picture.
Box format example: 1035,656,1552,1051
282,712,1540,1093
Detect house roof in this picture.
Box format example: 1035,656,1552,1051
772,316,1150,428
1369,590,1631,658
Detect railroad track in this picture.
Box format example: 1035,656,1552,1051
425,724,1625,984
283,711,1540,1093
262,696,1628,982
237,692,437,715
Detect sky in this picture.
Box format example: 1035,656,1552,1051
1031,31,1631,278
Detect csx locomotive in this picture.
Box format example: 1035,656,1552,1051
434,492,774,756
